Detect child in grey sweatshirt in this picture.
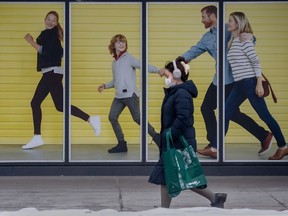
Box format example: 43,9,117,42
98,34,161,153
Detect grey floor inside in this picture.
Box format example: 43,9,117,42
0,142,285,162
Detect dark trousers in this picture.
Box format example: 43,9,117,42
201,82,268,149
108,93,157,142
31,71,89,134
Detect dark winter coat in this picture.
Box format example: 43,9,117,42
148,80,198,186
36,27,63,71
160,80,198,152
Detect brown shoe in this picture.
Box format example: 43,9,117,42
258,132,273,155
268,147,288,160
197,147,217,159
197,144,210,153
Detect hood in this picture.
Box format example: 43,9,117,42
166,80,198,98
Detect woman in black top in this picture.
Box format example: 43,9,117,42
23,11,100,150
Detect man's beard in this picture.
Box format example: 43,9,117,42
204,20,213,28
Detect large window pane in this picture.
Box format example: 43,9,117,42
147,3,219,162
0,3,64,162
224,2,288,162
70,2,142,161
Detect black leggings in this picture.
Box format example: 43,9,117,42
31,71,89,134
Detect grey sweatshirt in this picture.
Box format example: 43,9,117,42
105,52,159,98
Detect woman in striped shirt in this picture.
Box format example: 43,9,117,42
225,11,287,160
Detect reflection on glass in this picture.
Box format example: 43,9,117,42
224,3,288,161
0,3,64,161
70,3,142,161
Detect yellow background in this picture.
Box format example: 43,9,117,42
148,2,288,146
70,3,142,145
148,3,216,145
0,3,64,145
224,3,288,144
0,2,287,149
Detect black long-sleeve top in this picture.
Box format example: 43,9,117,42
36,27,63,71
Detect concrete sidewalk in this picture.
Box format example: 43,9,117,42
0,176,287,212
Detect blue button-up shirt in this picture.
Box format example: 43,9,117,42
181,26,234,86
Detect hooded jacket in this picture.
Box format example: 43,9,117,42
160,80,198,151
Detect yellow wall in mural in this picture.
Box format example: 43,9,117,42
0,3,64,145
148,3,216,145
0,2,287,147
70,3,142,145
148,2,288,146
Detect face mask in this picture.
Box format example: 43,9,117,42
165,77,176,87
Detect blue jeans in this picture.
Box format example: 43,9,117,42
225,77,286,148
202,82,267,149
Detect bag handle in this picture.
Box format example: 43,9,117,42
166,128,189,150
262,74,277,103
165,129,172,150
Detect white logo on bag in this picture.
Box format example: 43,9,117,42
188,181,200,186
180,150,192,165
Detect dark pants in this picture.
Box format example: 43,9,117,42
201,82,268,149
31,71,89,134
108,93,157,142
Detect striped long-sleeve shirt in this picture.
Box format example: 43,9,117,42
227,37,262,82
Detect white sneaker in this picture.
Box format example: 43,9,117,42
22,135,44,150
89,115,101,136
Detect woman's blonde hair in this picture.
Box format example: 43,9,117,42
46,11,63,42
108,34,128,57
228,11,253,48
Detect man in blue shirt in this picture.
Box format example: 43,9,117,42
176,5,273,159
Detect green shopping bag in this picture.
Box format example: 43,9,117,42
163,129,207,197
